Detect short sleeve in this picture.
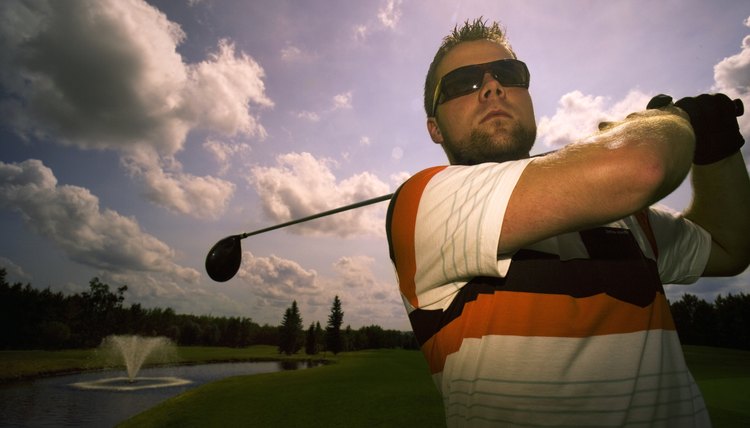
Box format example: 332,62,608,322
405,160,532,307
648,204,712,284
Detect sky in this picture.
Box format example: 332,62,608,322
1,0,749,331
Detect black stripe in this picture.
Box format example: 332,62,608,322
408,229,663,346
385,183,405,264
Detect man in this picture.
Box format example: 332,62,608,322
386,18,750,427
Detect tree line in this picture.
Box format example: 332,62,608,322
3,270,747,351
670,292,750,349
0,270,417,352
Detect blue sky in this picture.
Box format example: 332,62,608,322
1,0,748,330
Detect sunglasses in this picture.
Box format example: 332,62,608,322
431,59,530,116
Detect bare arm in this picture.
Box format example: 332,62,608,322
684,151,750,276
498,109,695,253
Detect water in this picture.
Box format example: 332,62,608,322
0,360,321,427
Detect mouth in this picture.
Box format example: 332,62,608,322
480,109,512,124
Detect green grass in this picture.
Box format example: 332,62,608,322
0,349,106,380
119,349,446,428
0,345,324,382
683,346,750,427
3,345,748,427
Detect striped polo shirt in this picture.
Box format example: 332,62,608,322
386,161,713,427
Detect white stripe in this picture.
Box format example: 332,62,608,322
436,331,710,427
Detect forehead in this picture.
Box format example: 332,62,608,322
436,40,515,80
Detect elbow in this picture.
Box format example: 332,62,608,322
725,250,750,277
623,149,680,208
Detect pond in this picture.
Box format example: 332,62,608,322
0,360,322,427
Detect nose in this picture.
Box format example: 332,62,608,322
480,71,506,101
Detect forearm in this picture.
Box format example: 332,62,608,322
582,110,695,205
500,111,694,253
684,151,750,276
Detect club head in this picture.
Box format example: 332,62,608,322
205,235,243,282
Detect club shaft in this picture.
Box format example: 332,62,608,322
240,193,394,239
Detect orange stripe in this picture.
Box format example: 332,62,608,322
635,210,659,259
390,166,447,308
422,291,675,374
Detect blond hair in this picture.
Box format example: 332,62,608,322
424,18,516,117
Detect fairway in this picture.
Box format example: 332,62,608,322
120,346,750,428
682,346,750,427
120,349,446,428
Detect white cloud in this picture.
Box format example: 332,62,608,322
233,251,407,329
353,0,401,44
295,111,321,122
250,152,391,237
0,0,271,219
238,251,321,308
0,256,32,282
0,159,200,281
122,149,235,219
332,91,354,110
203,138,252,175
391,146,404,160
293,92,353,124
537,90,651,148
281,45,302,61
359,136,372,146
390,171,411,187
378,0,403,29
354,25,368,42
280,44,316,62
330,255,406,328
182,38,272,138
712,18,750,138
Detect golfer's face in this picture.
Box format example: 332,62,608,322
429,40,536,164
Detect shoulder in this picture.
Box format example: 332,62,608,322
395,161,534,199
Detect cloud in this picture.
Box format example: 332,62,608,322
280,44,316,62
378,0,403,29
122,149,236,219
238,251,321,308
0,257,32,283
293,92,353,124
234,251,407,329
390,171,411,187
281,45,303,61
0,0,271,219
712,17,750,138
203,138,252,175
332,91,353,110
665,268,750,304
294,111,321,122
330,255,406,328
537,90,651,148
354,25,368,42
0,159,200,282
250,152,391,237
353,0,401,43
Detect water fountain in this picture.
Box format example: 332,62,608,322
72,335,191,391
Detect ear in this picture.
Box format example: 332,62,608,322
427,118,444,144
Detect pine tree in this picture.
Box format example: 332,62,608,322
326,295,344,354
305,322,317,355
278,301,303,355
315,321,324,353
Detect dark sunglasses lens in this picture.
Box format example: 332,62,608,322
441,68,484,101
490,61,529,87
440,60,529,104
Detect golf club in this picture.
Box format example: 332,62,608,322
206,98,744,283
206,193,394,282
